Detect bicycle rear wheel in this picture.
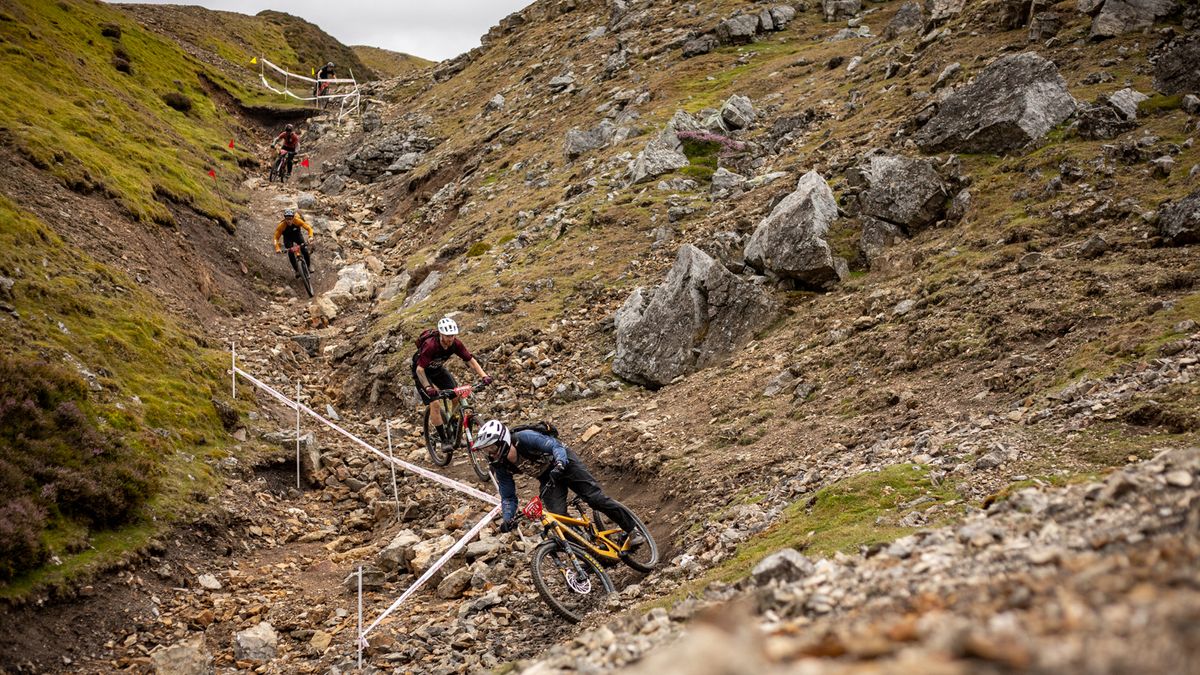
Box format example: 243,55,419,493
531,540,614,623
423,406,452,466
594,502,659,573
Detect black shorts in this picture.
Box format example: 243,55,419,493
412,360,457,404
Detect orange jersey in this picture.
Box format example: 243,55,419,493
273,215,314,251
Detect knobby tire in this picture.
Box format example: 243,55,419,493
423,406,452,466
464,414,490,482
594,502,659,573
299,257,313,298
530,540,614,623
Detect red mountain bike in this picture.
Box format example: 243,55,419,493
424,382,491,481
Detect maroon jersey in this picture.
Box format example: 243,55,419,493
415,336,473,370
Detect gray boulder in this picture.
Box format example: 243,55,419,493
716,14,759,44
926,0,966,22
548,72,576,93
847,154,948,232
683,34,719,57
1028,11,1062,42
751,549,815,584
629,112,699,184
859,217,906,265
1084,0,1176,40
233,622,277,662
720,95,756,130
823,0,861,21
1159,188,1200,246
151,635,213,675
296,192,318,211
318,174,346,195
485,94,505,111
915,52,1077,154
745,171,847,287
1154,36,1200,96
769,5,797,28
1106,88,1148,120
613,245,778,388
564,121,617,160
885,2,924,38
710,167,746,199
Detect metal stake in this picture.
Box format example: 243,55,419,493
231,343,237,398
357,565,364,670
296,382,302,490
386,422,400,520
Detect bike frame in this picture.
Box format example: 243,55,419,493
523,496,629,565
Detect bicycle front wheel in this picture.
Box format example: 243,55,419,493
531,540,614,623
464,414,490,482
299,259,313,297
423,406,452,466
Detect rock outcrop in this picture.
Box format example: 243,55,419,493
914,52,1077,154
1081,0,1176,40
614,245,778,388
564,120,618,160
847,154,949,233
628,112,699,184
1154,35,1200,96
744,171,847,287
1159,188,1200,245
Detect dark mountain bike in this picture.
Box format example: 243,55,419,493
424,382,490,481
269,148,293,183
279,242,313,297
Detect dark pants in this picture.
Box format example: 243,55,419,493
541,450,636,533
282,230,310,273
282,149,296,175
411,360,457,404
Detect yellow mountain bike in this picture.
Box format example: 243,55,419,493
520,490,658,623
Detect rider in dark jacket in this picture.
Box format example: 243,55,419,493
474,420,643,547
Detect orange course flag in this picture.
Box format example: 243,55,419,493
301,157,310,168
228,139,235,148
208,169,216,179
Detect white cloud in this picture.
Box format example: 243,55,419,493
114,0,532,61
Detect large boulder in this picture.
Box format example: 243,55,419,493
925,0,966,23
720,95,756,130
744,171,847,287
564,121,617,160
859,217,906,265
1159,189,1200,246
885,2,924,38
614,245,778,388
1082,0,1176,40
326,263,376,307
823,0,861,21
377,529,422,572
847,154,948,232
716,14,759,44
1154,35,1200,96
914,52,1077,154
628,112,699,184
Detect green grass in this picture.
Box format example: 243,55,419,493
0,197,234,598
645,465,962,611
0,0,283,226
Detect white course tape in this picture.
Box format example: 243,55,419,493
360,505,501,640
261,57,356,85
233,366,499,505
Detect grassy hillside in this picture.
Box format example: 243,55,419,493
352,45,433,79
0,196,236,596
0,0,259,226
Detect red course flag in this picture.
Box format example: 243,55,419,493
301,157,310,168
228,139,235,148
208,169,216,179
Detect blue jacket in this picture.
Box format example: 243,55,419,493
492,430,569,522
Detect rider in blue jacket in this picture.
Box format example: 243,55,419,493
474,420,644,547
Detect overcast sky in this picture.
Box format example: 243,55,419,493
120,1,532,61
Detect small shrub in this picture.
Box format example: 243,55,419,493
162,91,193,113
99,23,121,39
466,241,492,257
1137,94,1183,115
0,498,48,582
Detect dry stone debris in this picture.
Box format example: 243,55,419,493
150,635,213,675
1154,35,1200,96
233,622,277,662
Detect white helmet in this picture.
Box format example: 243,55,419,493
437,316,459,336
475,419,509,456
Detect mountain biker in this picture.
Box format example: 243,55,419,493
272,124,300,177
314,61,335,97
412,317,492,449
273,208,315,278
475,419,645,548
